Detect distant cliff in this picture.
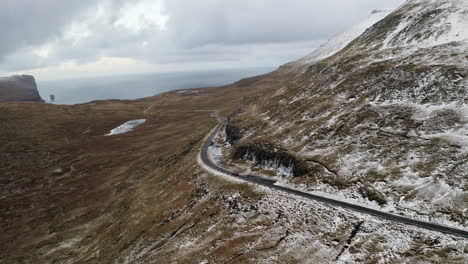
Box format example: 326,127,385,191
0,75,44,102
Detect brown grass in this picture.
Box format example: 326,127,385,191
0,70,295,263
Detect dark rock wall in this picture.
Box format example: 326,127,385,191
233,142,309,177
225,118,243,144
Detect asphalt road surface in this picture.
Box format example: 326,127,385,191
200,115,468,239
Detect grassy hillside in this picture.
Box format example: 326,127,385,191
1,69,467,263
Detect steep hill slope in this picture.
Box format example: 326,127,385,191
3,77,466,264
222,0,468,231
0,75,44,102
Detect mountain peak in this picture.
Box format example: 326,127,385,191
357,0,468,51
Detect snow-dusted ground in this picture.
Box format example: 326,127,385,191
286,9,393,72
383,0,468,50
232,0,468,230
185,171,468,262
208,145,223,163
121,163,468,262
393,102,468,152
177,90,199,94
105,119,146,136
199,0,468,250
205,122,468,231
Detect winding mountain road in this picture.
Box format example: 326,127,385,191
200,115,468,239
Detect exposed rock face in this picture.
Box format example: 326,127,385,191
0,75,44,102
225,118,243,144
232,142,309,177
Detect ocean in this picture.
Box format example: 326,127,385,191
38,67,274,105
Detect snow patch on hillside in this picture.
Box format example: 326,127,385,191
208,145,223,163
105,119,146,136
296,9,393,66
378,102,468,151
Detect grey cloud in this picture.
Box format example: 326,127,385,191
0,0,100,61
163,0,404,48
1,0,405,73
0,0,143,70
0,49,48,71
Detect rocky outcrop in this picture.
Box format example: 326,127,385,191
0,75,44,102
225,118,243,144
232,141,309,177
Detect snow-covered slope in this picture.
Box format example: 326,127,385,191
223,0,468,231
350,0,468,64
105,119,146,136
377,0,468,49
280,9,393,73
298,9,393,65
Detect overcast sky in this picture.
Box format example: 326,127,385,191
0,0,405,81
